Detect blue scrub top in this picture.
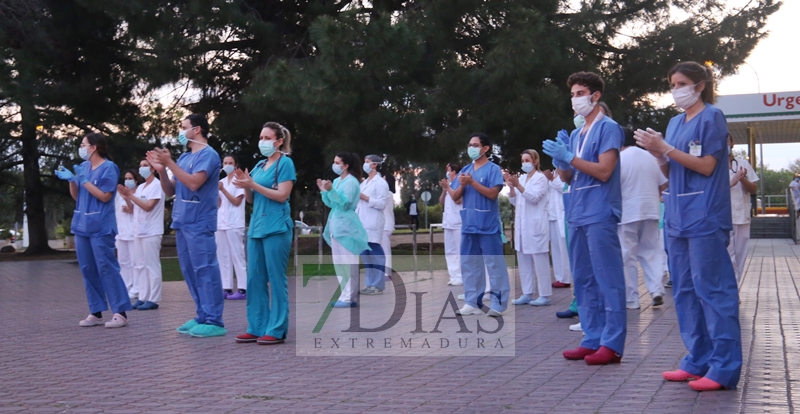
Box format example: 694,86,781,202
248,155,296,238
71,160,119,237
663,104,731,238
459,162,503,235
566,115,623,227
171,145,221,232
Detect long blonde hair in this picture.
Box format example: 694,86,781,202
522,149,540,171
263,122,292,155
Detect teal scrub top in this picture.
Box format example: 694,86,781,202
248,155,296,238
71,160,119,237
171,145,220,232
322,175,370,255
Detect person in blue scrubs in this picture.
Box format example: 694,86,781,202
56,133,131,328
450,133,511,318
232,122,296,345
634,61,741,392
146,114,226,338
319,152,370,308
543,72,626,365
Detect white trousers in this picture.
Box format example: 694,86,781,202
134,235,163,303
728,223,750,283
548,220,571,284
381,230,393,276
216,228,247,290
659,228,668,273
331,236,360,303
618,220,664,304
116,239,135,297
517,252,552,297
444,228,462,283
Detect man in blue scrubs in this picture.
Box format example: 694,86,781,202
543,72,626,365
147,114,226,338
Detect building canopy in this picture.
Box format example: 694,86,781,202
716,91,800,145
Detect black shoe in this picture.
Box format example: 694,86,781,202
556,309,579,319
652,296,663,306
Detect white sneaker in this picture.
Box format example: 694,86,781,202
457,294,465,300
79,315,104,327
456,305,483,315
569,322,582,332
486,309,504,317
104,313,128,328
626,301,641,310
450,281,463,286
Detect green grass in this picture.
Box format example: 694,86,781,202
161,258,184,282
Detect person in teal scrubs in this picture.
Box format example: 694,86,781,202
56,133,131,328
318,152,370,308
233,122,296,345
146,114,225,338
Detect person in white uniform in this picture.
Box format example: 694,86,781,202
118,158,165,310
544,169,571,288
381,165,396,278
727,134,758,283
618,128,669,309
217,154,247,300
115,169,143,299
506,150,551,306
357,154,391,294
439,163,463,286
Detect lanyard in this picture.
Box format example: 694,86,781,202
730,158,739,174
575,113,604,159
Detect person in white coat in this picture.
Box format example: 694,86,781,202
380,164,396,279
358,154,391,294
544,169,571,288
118,158,165,310
217,154,248,300
618,128,668,309
727,134,758,283
439,163,463,286
505,149,552,306
115,169,143,300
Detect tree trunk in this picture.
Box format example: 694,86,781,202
20,102,54,255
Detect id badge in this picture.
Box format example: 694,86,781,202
689,141,702,157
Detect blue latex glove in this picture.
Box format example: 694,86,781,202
543,137,574,169
557,129,571,148
55,166,75,182
73,164,88,185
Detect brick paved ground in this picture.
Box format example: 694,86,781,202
0,239,798,413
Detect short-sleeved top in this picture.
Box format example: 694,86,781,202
71,160,119,237
729,156,758,225
566,114,624,227
459,162,504,234
663,104,731,238
133,178,165,237
248,155,296,238
442,180,462,230
115,193,135,241
218,176,246,230
619,146,668,224
171,145,220,232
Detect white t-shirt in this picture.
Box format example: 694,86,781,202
442,181,462,230
115,192,135,241
409,203,418,215
133,178,165,237
729,157,758,225
619,146,668,224
217,176,246,230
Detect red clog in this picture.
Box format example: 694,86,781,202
235,333,258,343
584,346,622,365
662,369,700,382
689,377,727,391
552,281,571,288
563,346,597,360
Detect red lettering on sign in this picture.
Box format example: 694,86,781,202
763,94,776,106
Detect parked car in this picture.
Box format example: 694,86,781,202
294,220,317,235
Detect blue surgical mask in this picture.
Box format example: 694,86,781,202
258,140,276,157
178,130,188,146
78,147,90,161
332,163,344,175
138,166,151,179
468,147,482,161
363,162,373,174
521,162,534,173
573,115,585,129
124,179,136,189
222,165,235,175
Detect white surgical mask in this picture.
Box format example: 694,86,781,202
222,165,235,175
521,162,533,173
671,84,701,110
468,147,482,161
78,147,91,161
258,140,276,157
332,163,344,175
139,167,151,179
124,179,136,189
571,95,596,117
573,115,586,129
363,162,373,174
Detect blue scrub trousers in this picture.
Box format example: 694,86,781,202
176,227,225,327
246,231,292,339
361,242,386,290
460,232,511,312
76,234,132,314
569,220,626,355
668,229,741,388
